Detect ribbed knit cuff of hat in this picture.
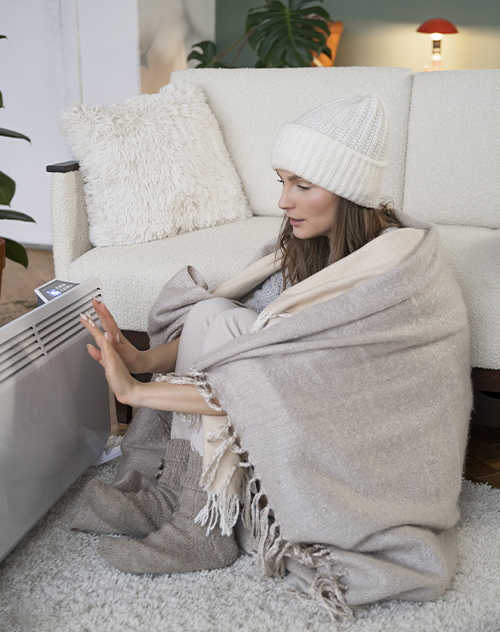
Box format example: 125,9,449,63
271,123,388,209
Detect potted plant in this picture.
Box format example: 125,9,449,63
189,0,336,69
0,34,36,299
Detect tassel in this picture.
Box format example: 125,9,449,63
309,573,352,620
157,370,223,411
174,411,201,431
250,310,292,333
293,571,352,621
195,491,242,537
194,492,219,534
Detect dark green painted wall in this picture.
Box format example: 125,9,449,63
215,0,500,67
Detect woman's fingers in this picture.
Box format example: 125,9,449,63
86,343,103,363
82,305,143,374
80,312,106,347
92,298,121,338
100,331,137,404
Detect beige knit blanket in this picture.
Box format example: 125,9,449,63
73,213,472,619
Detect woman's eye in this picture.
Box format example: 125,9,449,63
277,179,284,184
297,184,310,190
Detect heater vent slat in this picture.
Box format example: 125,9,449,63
0,349,45,383
43,323,83,353
39,315,86,348
0,325,36,347
0,327,45,384
0,328,39,359
0,339,43,374
37,292,98,332
36,291,100,355
38,306,92,340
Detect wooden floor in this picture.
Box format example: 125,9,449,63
465,423,500,487
2,248,500,484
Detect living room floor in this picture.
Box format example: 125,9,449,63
1,248,499,486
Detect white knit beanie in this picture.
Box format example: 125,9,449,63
271,92,390,208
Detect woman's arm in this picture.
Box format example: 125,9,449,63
83,312,225,416
126,379,225,415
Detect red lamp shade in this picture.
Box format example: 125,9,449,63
417,18,458,35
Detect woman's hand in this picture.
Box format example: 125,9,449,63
88,329,138,405
81,302,224,414
80,298,145,374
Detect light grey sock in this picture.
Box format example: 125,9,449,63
97,450,239,574
85,439,191,538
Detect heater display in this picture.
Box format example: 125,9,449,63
35,280,80,305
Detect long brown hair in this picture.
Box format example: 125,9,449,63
278,197,402,287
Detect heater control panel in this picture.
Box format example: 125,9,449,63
35,279,80,305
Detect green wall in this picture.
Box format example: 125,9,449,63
215,0,260,67
215,0,500,68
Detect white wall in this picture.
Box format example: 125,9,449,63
1,0,141,248
139,0,215,93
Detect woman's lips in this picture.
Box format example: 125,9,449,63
288,217,304,226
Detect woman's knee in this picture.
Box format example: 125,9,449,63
184,297,237,329
201,307,258,355
176,298,239,373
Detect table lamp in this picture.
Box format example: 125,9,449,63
417,18,458,71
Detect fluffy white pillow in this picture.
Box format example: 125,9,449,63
60,81,252,247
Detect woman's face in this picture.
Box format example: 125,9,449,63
277,170,338,239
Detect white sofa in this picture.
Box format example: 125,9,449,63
49,67,500,393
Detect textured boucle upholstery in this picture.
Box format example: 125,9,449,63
67,216,282,331
51,171,92,278
171,67,413,216
436,224,500,370
403,70,500,229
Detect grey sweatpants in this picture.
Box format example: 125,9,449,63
171,298,258,453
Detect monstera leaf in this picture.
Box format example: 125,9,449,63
188,0,333,69
246,0,331,68
188,41,231,68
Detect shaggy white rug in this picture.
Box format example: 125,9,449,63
1,462,500,632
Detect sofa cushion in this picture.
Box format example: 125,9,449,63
68,216,283,331
60,81,251,247
436,224,500,369
404,70,500,229
172,67,413,217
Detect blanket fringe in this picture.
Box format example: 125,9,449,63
196,416,250,536
195,459,250,536
195,489,241,537
293,572,353,621
201,418,246,488
250,310,292,333
241,472,353,619
174,411,201,431
157,370,223,411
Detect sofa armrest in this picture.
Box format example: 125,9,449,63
48,162,93,278
46,160,80,173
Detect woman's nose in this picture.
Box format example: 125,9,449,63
278,187,293,211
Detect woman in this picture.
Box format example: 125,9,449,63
77,92,471,618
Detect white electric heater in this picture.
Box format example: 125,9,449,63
0,278,110,562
